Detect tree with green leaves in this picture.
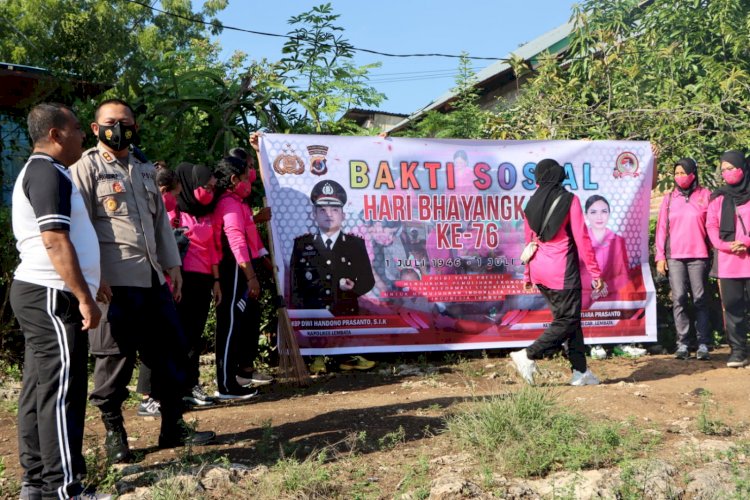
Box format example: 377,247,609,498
273,3,385,133
1,1,384,164
0,0,227,85
488,0,750,190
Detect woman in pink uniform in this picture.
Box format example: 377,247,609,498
655,158,712,360
173,162,221,406
510,159,604,386
707,151,750,368
212,156,268,399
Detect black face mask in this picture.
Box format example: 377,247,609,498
97,121,139,151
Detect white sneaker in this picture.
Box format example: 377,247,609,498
570,369,600,386
213,388,259,401
590,346,607,360
236,371,274,387
510,349,537,385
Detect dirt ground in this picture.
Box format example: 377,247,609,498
0,346,749,497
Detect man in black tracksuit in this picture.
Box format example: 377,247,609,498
10,103,102,499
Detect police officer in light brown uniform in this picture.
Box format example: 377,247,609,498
70,99,214,463
289,180,375,315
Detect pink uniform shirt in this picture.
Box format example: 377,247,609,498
655,187,711,261
214,191,268,264
524,195,601,290
707,194,750,278
179,211,221,275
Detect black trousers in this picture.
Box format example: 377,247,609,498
719,278,750,359
89,273,188,431
136,271,214,394
177,271,214,388
215,257,261,394
10,280,87,499
526,285,587,373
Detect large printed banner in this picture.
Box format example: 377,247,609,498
259,135,657,354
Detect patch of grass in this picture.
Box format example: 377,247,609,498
443,352,459,365
445,387,654,477
150,474,203,499
396,455,430,499
455,356,486,377
697,390,732,436
378,425,406,451
256,419,275,458
347,456,381,499
0,399,18,413
0,456,20,498
83,445,120,494
616,460,651,500
718,441,750,497
258,450,337,498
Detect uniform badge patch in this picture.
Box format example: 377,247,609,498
305,271,313,280
104,197,118,211
112,181,125,193
102,151,113,162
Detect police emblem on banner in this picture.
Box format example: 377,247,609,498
307,145,329,176
272,144,305,175
613,152,640,178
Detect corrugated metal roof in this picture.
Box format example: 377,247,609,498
343,108,409,118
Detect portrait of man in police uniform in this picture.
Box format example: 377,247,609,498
289,180,375,315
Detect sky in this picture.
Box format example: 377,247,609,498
202,1,579,116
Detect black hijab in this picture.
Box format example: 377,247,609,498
176,162,216,217
674,157,698,197
710,151,750,241
524,159,574,242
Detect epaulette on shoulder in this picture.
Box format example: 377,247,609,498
344,232,364,242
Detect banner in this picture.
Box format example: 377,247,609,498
259,135,656,355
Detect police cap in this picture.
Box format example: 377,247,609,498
310,180,347,207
